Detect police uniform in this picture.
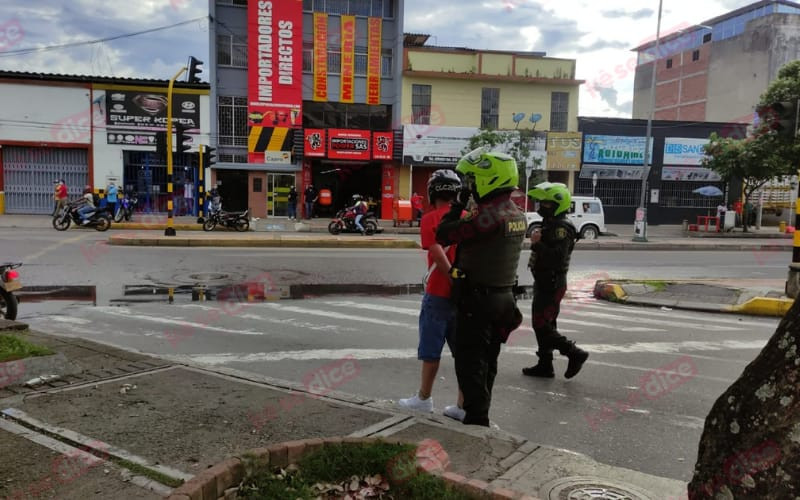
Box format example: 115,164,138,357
436,193,526,427
528,215,580,367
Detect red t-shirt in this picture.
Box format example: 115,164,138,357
57,184,68,199
421,206,457,298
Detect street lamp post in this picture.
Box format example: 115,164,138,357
633,0,664,243
165,65,188,236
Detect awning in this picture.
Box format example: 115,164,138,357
212,162,301,172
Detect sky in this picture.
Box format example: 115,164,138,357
0,0,759,118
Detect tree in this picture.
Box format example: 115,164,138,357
463,128,546,197
687,296,799,498
702,132,789,232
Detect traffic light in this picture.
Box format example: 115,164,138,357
758,101,798,138
187,56,203,83
203,146,217,168
155,131,168,156
175,123,192,153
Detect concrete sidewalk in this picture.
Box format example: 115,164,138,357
594,278,793,317
0,325,687,499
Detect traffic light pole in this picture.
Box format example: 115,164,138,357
165,66,187,236
198,144,205,224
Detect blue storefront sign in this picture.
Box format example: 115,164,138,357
663,138,709,165
583,135,653,165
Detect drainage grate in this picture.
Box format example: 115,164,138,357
542,476,658,500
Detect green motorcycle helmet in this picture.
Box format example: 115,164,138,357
455,147,518,201
528,182,571,216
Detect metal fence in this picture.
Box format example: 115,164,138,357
658,181,726,208
3,147,88,214
575,179,642,207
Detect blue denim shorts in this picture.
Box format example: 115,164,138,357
418,293,456,361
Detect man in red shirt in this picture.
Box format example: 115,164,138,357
399,170,465,421
411,192,424,226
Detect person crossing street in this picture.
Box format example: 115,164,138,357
435,147,526,427
522,182,589,379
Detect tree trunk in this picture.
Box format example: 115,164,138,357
687,297,800,498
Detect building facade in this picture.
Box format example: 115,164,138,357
209,0,403,219
576,117,746,225
0,72,209,215
399,34,582,204
632,0,800,124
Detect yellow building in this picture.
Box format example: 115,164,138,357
399,34,583,200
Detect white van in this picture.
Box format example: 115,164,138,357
525,196,607,239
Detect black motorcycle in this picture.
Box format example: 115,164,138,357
202,208,250,232
0,262,22,320
328,209,379,235
114,192,138,222
52,201,112,231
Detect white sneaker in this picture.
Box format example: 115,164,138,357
443,405,465,422
398,394,433,413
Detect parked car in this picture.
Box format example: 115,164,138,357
525,196,606,240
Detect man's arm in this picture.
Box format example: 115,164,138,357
428,243,452,274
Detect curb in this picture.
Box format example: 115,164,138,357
166,437,535,500
107,235,420,249
593,280,792,317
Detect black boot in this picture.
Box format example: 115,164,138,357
564,345,589,379
522,352,554,378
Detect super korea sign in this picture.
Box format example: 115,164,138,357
248,1,303,128
328,129,371,160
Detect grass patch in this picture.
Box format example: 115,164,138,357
0,332,53,363
239,442,477,500
641,280,669,292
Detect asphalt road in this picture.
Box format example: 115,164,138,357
3,227,787,481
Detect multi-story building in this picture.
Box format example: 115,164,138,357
399,34,583,200
209,0,403,219
0,71,210,214
632,0,800,124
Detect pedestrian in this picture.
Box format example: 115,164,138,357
435,147,526,427
287,186,298,220
522,182,589,379
399,170,465,420
53,180,68,216
106,181,118,219
411,192,424,226
51,179,60,216
304,184,318,219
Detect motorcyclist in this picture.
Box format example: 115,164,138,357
348,194,368,234
522,182,589,379
209,188,222,213
76,186,96,225
435,147,527,427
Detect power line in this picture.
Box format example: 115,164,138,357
0,16,208,58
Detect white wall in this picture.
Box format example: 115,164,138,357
0,83,92,144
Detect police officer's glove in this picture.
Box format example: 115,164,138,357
455,186,472,207
449,267,467,280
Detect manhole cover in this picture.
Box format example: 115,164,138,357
542,476,657,500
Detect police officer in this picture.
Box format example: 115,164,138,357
522,182,589,379
436,147,526,427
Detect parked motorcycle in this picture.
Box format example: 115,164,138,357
52,201,112,231
0,262,22,320
328,209,378,235
114,192,138,222
202,208,250,232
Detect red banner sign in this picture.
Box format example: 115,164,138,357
247,0,303,129
381,164,395,220
313,12,328,102
366,17,382,105
328,129,371,160
304,129,326,157
340,16,355,103
372,131,393,160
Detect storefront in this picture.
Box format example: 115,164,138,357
302,128,397,218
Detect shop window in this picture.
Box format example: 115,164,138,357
253,178,263,193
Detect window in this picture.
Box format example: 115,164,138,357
354,46,368,76
666,58,673,69
382,49,393,77
584,202,602,214
549,92,569,132
411,84,431,124
217,34,247,68
702,33,711,43
481,88,500,129
692,50,700,62
328,51,341,74
217,96,248,147
303,43,313,72
350,0,370,15
302,101,390,129
219,153,248,163
217,0,246,5
307,0,393,17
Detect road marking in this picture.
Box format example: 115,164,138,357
92,306,264,336
575,310,745,331
160,348,420,365
255,302,417,329
324,300,419,316
27,232,90,261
